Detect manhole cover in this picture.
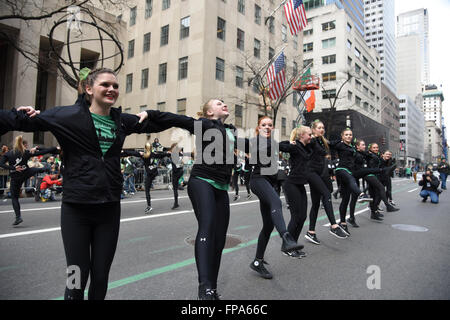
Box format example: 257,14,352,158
185,234,245,249
391,224,428,232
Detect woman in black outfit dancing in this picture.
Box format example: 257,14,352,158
305,120,349,244
0,135,57,225
248,117,305,279
11,68,163,300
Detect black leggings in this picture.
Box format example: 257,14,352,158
250,177,288,260
365,175,389,211
307,172,337,231
232,171,250,196
10,168,47,218
187,177,230,290
61,201,121,300
144,170,158,207
282,181,307,242
172,168,183,205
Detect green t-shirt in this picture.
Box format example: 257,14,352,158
91,113,116,155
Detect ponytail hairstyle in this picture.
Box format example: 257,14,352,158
13,135,25,154
79,68,117,103
290,126,310,142
310,119,330,153
143,142,152,159
255,116,273,136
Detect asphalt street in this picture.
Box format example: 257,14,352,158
0,177,449,300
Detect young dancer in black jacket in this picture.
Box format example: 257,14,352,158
11,68,165,300
247,117,305,279
0,135,57,225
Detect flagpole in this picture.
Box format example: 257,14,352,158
265,0,289,25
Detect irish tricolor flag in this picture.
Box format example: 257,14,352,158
304,89,315,112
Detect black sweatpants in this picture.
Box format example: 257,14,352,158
365,175,390,211
282,181,307,242
250,177,288,260
307,172,337,231
10,167,47,218
187,177,230,290
144,170,158,207
61,201,121,300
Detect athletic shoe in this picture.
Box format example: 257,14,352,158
389,200,397,206
246,194,252,200
250,259,273,279
144,206,153,214
370,212,383,221
347,217,359,228
422,197,427,203
376,211,384,217
357,193,373,203
281,232,304,252
329,226,348,239
198,287,216,300
171,203,179,210
386,204,399,212
377,206,385,212
338,222,350,236
233,194,240,201
282,250,302,258
305,232,321,245
12,217,23,226
296,250,307,258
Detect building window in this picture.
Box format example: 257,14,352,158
303,59,313,68
322,54,336,65
141,68,149,89
254,38,261,58
322,37,336,49
177,98,186,115
354,47,361,58
158,63,167,84
216,57,225,81
162,0,170,10
303,29,313,36
269,47,275,60
355,96,361,106
255,4,261,24
322,89,337,99
303,42,313,52
128,39,135,59
160,25,169,46
143,32,151,52
180,16,190,39
237,28,245,50
268,16,275,34
322,21,336,31
348,90,353,101
282,117,287,136
346,23,352,32
130,6,137,26
145,0,153,19
238,0,245,14
217,17,226,40
293,61,298,76
355,63,361,74
347,39,352,49
126,73,133,93
235,105,243,127
282,25,287,42
347,56,352,66
178,57,188,80
235,66,244,88
322,72,336,82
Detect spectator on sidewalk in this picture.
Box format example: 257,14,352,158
39,173,62,201
405,166,412,179
419,169,441,203
437,158,449,190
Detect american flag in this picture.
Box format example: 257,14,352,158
284,0,308,36
266,52,286,101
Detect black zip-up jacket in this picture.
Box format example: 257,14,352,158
330,141,357,172
144,110,239,185
0,109,23,136
122,150,169,176
366,151,382,169
419,174,440,192
13,95,162,204
279,140,312,185
307,137,328,174
0,147,58,177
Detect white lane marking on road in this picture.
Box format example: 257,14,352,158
323,208,370,227
408,188,418,193
0,198,266,239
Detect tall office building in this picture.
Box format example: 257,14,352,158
399,95,425,165
363,0,396,94
422,84,444,129
326,0,365,37
397,8,430,85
